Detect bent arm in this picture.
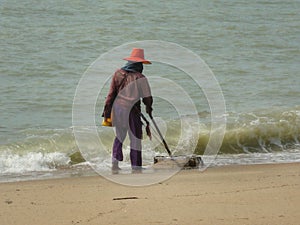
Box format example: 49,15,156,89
102,76,118,118
143,96,153,117
139,77,153,116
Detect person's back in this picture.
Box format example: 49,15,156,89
102,48,153,173
113,68,151,109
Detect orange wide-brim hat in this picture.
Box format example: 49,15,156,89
123,48,151,64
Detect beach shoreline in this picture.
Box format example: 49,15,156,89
1,162,299,225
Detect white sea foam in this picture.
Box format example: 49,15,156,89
0,151,70,174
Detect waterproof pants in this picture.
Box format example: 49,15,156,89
112,108,142,167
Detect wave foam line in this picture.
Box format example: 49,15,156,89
0,152,70,174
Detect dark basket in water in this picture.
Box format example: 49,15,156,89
154,155,204,169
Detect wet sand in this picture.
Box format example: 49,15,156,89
1,163,300,225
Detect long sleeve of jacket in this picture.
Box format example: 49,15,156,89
143,96,153,116
102,76,118,118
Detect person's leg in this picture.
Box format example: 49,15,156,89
112,126,127,169
128,110,143,168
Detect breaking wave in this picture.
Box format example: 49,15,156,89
0,107,299,176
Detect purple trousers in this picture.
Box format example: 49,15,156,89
112,106,142,167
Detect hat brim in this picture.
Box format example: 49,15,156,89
123,57,151,64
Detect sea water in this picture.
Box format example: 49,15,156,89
1,0,300,182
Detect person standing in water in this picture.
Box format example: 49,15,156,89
102,48,153,172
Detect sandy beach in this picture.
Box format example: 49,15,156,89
1,163,299,225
